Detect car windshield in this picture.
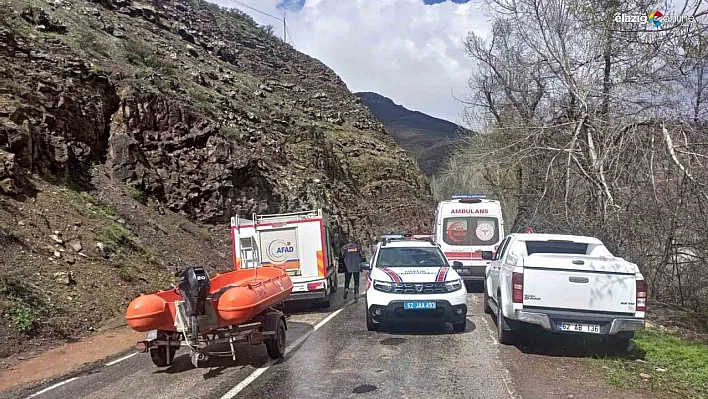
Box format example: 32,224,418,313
375,247,448,268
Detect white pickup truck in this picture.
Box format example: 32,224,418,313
483,233,647,349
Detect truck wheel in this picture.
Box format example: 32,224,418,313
266,317,286,359
483,281,492,314
453,320,466,333
318,294,331,308
330,273,338,294
496,295,515,345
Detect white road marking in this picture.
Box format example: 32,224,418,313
25,377,79,399
219,305,349,399
104,352,138,367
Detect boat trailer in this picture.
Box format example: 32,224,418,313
135,304,287,368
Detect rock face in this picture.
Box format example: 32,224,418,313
0,0,435,244
0,25,120,182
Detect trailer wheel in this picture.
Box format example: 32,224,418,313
266,317,286,359
150,345,177,367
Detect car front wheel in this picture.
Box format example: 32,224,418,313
365,302,379,332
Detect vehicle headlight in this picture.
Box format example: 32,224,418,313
373,280,393,293
445,279,463,292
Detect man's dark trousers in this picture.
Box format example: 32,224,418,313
345,271,360,293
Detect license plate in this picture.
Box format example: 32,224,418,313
457,268,469,274
403,301,436,310
292,284,307,292
557,322,601,334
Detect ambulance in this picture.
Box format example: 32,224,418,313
433,194,505,281
231,209,339,306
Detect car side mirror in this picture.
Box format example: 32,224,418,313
481,251,494,260
360,262,371,271
452,261,463,268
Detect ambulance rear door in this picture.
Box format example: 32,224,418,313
437,199,504,280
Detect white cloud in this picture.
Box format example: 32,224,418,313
209,0,492,125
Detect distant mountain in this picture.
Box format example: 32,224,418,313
355,92,473,175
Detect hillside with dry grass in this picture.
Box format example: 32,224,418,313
0,0,434,360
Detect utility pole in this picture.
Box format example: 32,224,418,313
283,12,287,43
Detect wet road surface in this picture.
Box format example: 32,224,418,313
3,280,514,399
236,291,514,399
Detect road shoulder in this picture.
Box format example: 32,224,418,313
0,326,142,393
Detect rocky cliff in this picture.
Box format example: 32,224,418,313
0,0,434,358
1,0,434,240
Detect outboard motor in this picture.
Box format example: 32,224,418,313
177,266,211,340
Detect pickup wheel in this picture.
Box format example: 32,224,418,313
496,295,515,345
606,332,633,351
483,281,492,314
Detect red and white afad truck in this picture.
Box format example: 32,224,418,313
433,194,505,281
231,209,339,306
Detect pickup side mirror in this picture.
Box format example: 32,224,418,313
481,251,494,260
360,262,371,271
452,261,463,268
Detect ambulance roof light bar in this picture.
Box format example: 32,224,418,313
381,233,435,246
451,193,486,199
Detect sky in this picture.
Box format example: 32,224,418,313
209,0,491,125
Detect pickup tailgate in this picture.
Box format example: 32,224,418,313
522,254,637,314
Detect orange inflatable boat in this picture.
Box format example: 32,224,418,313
125,266,293,333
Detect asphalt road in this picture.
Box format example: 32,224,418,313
4,279,515,399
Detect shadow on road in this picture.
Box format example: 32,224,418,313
509,326,646,360
280,273,354,316
281,300,332,316
378,319,477,336
465,281,484,294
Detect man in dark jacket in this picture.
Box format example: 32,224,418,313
339,242,366,300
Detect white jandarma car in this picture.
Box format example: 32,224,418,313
362,234,469,332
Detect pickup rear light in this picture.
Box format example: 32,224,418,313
636,279,647,312
512,272,523,303
307,282,324,291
